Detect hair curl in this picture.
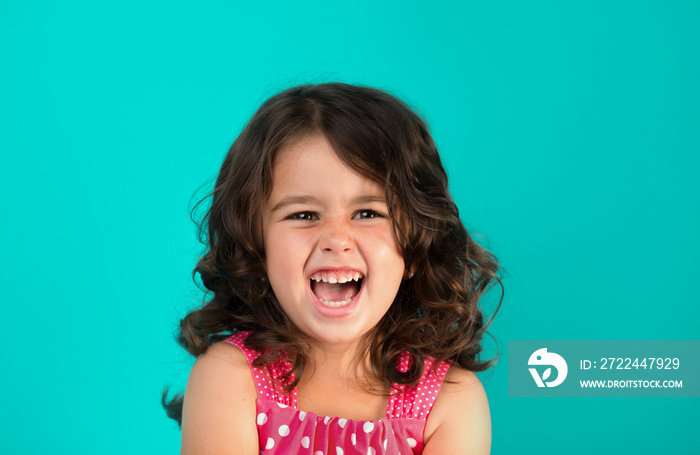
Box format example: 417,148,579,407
163,83,503,425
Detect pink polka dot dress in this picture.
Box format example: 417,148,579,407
226,332,450,455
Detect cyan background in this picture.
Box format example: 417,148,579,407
1,1,698,453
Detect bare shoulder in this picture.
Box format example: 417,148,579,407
195,338,252,369
181,341,259,455
423,365,491,455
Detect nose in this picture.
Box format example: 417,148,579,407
318,219,353,253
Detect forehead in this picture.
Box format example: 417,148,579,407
268,134,385,201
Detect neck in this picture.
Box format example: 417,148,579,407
295,336,391,421
305,337,376,385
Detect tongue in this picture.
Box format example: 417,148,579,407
312,281,358,302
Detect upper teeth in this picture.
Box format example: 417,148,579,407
310,271,363,283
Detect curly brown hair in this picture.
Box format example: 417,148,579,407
163,82,503,425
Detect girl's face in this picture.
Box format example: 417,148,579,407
262,134,405,348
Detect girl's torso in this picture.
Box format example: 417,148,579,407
225,332,450,455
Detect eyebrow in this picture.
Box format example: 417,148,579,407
353,195,387,205
270,196,322,212
269,195,387,212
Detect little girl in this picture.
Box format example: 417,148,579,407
164,83,502,454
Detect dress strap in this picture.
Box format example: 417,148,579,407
386,352,451,420
224,332,297,407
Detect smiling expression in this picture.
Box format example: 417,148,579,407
262,134,405,348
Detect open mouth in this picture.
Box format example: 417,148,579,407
309,270,364,308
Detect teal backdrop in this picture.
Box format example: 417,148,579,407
2,1,698,453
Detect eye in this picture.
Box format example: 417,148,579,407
288,211,319,221
353,210,382,220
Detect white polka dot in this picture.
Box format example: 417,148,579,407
265,438,275,449
301,436,310,448
336,448,344,455
278,425,290,437
299,411,307,421
383,439,387,449
338,418,347,428
407,438,417,448
277,402,288,408
324,416,331,424
367,449,376,455
363,421,374,433
256,413,268,425
351,433,357,445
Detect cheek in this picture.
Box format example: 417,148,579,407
264,227,316,282
264,233,300,308
367,227,405,264
265,230,294,272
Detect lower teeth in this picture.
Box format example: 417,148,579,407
319,297,352,308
